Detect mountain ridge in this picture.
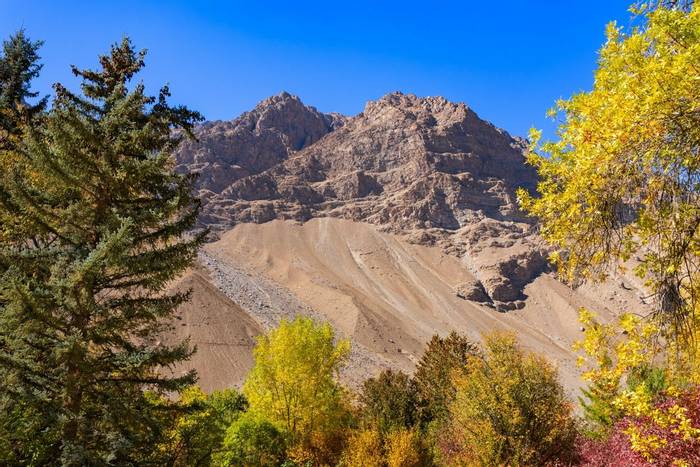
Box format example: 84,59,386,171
176,91,545,306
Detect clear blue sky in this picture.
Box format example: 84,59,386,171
3,1,632,138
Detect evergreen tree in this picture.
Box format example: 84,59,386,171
0,37,204,464
0,30,47,245
0,29,47,150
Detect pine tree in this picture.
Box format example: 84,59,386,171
0,29,47,150
0,30,48,245
0,37,205,464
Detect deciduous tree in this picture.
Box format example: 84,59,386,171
413,332,479,425
243,316,351,464
442,332,577,466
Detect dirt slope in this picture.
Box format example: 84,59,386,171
166,267,262,392
172,218,648,395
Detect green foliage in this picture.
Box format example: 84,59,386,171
627,365,668,396
413,332,479,425
442,332,578,467
578,382,620,434
358,370,418,433
0,37,204,464
162,386,247,466
0,29,46,149
243,316,351,464
215,412,287,467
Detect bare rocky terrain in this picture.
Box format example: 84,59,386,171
170,92,650,395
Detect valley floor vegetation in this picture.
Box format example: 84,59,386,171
0,0,698,465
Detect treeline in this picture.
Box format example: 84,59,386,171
148,319,579,466
0,0,699,465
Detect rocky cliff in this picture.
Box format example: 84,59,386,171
175,92,345,200
176,92,549,308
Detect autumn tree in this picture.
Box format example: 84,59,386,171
441,332,577,467
243,316,351,464
0,38,204,464
518,2,700,349
413,332,479,425
519,3,700,462
358,369,418,433
341,428,384,467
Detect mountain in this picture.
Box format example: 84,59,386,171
177,92,547,308
175,91,345,199
171,92,649,394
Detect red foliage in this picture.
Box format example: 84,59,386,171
578,387,700,466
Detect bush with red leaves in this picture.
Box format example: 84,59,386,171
578,387,700,466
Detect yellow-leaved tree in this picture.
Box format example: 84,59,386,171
519,2,699,341
242,316,351,465
519,2,700,462
441,332,577,466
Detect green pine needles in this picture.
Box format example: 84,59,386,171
0,36,205,464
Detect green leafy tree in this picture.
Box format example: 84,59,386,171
214,413,288,467
0,37,204,464
243,316,351,465
441,332,578,467
358,369,418,433
161,386,247,466
413,332,479,425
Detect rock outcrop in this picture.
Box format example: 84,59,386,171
176,92,549,304
175,91,345,198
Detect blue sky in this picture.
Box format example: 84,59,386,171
4,1,632,138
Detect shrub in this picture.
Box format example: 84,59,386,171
162,386,248,466
340,428,383,467
578,386,700,466
385,428,425,467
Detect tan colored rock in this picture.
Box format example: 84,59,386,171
455,279,492,303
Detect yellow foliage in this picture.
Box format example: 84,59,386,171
575,309,700,460
243,316,351,464
340,428,383,467
384,428,422,467
518,3,700,343
340,427,425,467
522,4,700,460
444,332,577,466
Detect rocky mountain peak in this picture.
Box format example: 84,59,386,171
174,92,345,195
362,91,467,124
180,92,547,307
